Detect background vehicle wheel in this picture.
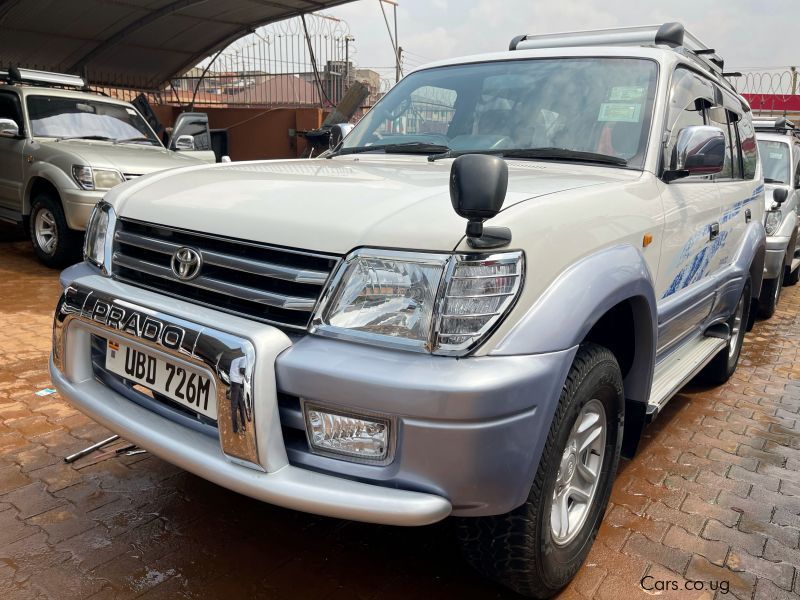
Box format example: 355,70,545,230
700,278,750,385
29,194,81,268
785,264,800,286
457,343,623,598
758,276,781,319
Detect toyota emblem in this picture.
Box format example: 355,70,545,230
171,247,203,281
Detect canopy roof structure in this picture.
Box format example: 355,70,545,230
0,0,356,89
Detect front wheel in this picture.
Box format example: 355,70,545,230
457,343,624,598
29,194,82,268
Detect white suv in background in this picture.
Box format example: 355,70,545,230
0,68,214,267
755,118,800,316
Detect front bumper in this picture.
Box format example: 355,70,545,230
764,235,790,279
61,188,105,230
52,269,572,522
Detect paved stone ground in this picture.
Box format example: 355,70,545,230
1,224,800,599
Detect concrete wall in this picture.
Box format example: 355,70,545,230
151,105,325,161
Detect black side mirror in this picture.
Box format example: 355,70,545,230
449,154,512,248
329,123,354,150
773,188,789,205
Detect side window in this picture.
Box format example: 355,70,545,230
708,107,732,179
0,92,23,129
664,68,714,171
736,113,758,179
730,117,743,179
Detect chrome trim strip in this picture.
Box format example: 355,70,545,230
112,254,317,311
53,283,262,469
114,230,330,285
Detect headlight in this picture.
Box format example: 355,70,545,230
83,202,116,272
765,209,782,236
72,165,124,191
312,248,524,356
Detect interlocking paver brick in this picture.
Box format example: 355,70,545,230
681,493,739,527
662,525,729,566
702,518,767,556
685,555,756,600
726,550,795,591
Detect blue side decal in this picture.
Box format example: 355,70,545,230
662,184,763,299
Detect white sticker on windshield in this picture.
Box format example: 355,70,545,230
598,103,642,123
126,108,137,116
609,86,646,101
769,152,785,160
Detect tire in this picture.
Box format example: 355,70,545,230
29,193,82,268
785,265,800,286
757,276,781,319
457,343,624,598
700,278,750,385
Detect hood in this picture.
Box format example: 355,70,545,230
110,155,638,254
44,139,205,175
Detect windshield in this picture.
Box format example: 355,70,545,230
342,57,658,168
26,95,160,145
757,139,790,184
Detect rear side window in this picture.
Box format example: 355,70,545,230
736,114,758,179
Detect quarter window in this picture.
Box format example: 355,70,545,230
664,68,714,172
736,114,758,179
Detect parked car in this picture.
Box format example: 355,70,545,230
0,68,215,267
754,118,800,316
50,23,765,598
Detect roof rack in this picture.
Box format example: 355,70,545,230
754,117,800,138
509,22,732,90
0,67,85,89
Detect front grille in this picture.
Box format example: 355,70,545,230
111,219,339,331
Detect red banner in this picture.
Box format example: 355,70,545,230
743,93,800,112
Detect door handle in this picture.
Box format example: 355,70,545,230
745,209,751,223
709,222,720,241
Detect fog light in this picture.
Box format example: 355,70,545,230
304,404,390,462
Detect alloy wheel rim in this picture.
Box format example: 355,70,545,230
550,398,607,546
34,209,58,255
728,291,746,361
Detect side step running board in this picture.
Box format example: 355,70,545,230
646,336,726,421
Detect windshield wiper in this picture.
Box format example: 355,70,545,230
428,147,627,166
329,142,450,158
56,135,115,142
114,136,158,146
764,177,786,184
384,142,450,154
500,148,628,166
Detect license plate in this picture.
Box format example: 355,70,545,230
105,340,216,420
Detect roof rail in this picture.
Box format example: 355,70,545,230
509,22,727,82
754,117,800,137
1,67,85,89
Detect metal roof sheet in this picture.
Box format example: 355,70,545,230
0,0,355,89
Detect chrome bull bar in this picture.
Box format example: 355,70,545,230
53,283,265,470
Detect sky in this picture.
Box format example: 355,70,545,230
331,0,799,83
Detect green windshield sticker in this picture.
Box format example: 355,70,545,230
598,103,642,123
609,86,646,101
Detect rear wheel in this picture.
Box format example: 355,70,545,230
457,343,623,598
701,278,750,385
785,263,800,286
29,194,81,268
758,275,782,319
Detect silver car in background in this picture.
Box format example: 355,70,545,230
0,68,214,267
755,118,800,317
